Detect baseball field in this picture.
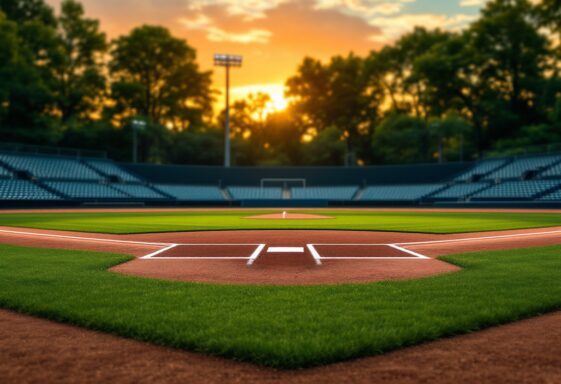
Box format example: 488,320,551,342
1,208,561,382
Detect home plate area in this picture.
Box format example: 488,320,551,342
142,242,428,265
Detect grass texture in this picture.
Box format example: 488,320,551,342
0,209,561,233
0,243,560,368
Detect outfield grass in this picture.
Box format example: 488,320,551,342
0,210,561,233
0,243,560,368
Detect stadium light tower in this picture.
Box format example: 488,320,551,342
131,118,146,163
214,54,242,167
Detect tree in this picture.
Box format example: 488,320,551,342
0,0,56,26
286,54,381,162
108,25,213,129
54,0,107,123
303,126,346,166
371,114,429,164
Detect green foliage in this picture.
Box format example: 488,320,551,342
303,126,346,165
1,243,561,368
371,114,429,163
108,25,213,129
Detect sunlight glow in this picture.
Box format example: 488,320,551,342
230,83,289,117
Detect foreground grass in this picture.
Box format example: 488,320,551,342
0,210,561,233
0,244,560,368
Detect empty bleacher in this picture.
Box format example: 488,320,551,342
0,165,12,178
485,155,561,180
454,159,507,181
85,159,141,182
291,186,358,200
154,184,225,201
540,162,561,178
0,179,60,200
540,189,561,201
228,187,282,200
431,182,491,200
45,181,128,199
0,153,101,180
360,184,445,201
112,184,166,199
471,180,561,200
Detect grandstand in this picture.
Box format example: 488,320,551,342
291,186,358,200
485,155,561,180
360,184,446,201
153,185,225,201
0,149,560,207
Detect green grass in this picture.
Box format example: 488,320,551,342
1,243,561,368
1,209,561,233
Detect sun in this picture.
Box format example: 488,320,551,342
231,83,289,117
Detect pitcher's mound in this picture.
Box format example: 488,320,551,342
244,213,334,220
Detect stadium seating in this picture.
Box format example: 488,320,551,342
111,184,167,199
85,159,141,182
431,183,491,200
228,186,282,200
539,188,561,201
471,180,561,199
153,184,225,201
360,184,445,201
0,179,60,200
0,153,101,180
45,181,128,199
0,165,12,178
454,159,507,181
291,186,358,200
485,155,561,180
540,162,561,178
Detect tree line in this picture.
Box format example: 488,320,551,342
1,0,561,165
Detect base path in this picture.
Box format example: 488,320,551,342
1,226,561,285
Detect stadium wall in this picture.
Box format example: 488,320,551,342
121,162,471,186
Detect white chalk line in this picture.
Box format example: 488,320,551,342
2,227,560,264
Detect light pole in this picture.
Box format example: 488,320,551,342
131,118,146,163
214,54,242,167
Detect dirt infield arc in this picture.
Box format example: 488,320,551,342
1,226,561,284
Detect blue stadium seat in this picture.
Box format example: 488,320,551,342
485,155,561,180
0,179,60,200
540,188,561,201
45,181,128,199
0,165,12,178
291,186,358,200
85,159,141,182
540,162,561,178
111,184,167,199
471,180,561,199
153,184,225,201
0,153,101,180
360,184,445,201
431,183,491,199
228,186,282,200
454,159,507,181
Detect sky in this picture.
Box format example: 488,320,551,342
46,0,489,112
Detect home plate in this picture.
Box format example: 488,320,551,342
267,247,304,253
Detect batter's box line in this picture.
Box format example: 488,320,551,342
306,244,430,261
141,243,266,261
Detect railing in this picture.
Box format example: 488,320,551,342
0,142,107,159
483,143,561,159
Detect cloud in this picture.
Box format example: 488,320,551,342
187,0,289,20
179,14,272,44
367,13,477,43
459,0,487,6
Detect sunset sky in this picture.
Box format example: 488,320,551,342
46,0,488,112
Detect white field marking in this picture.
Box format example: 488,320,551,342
141,244,178,259
394,229,561,246
306,244,323,266
388,244,430,259
246,244,267,266
307,244,428,260
267,247,304,253
0,229,170,246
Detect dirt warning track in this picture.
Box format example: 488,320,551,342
1,226,561,285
